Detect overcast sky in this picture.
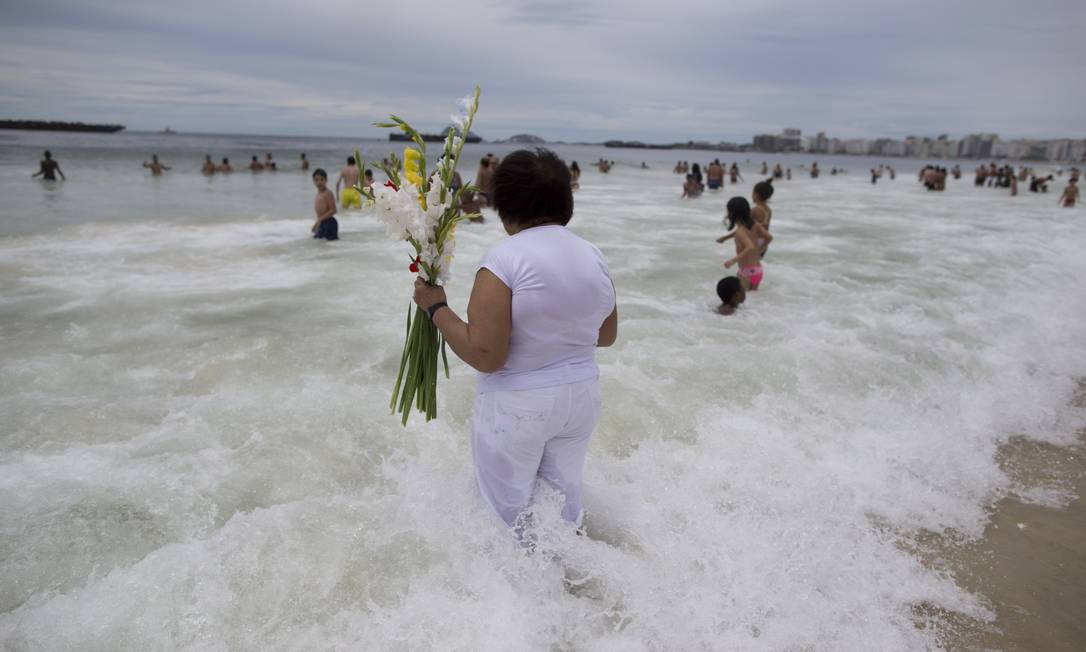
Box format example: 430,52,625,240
2,0,1084,142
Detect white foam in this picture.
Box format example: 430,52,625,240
1,165,1084,649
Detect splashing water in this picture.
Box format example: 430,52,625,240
1,139,1084,650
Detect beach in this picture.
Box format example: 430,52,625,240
1,130,1084,650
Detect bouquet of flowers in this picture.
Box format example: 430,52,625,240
360,87,482,425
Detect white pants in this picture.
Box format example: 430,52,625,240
471,378,602,527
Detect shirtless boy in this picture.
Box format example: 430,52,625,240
217,157,233,173
311,169,338,240
250,156,264,171
716,276,746,315
202,155,216,175
32,150,65,181
300,153,309,171
706,160,725,189
142,154,171,175
336,156,361,209
1059,179,1079,207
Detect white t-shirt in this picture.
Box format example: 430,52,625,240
477,225,615,392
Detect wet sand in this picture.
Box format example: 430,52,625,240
931,384,1086,651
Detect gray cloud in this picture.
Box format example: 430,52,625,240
1,0,1083,142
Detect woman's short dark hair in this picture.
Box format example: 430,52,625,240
491,148,573,228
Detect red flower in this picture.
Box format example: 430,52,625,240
385,180,398,191
409,256,420,273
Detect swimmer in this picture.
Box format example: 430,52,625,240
459,188,486,221
201,155,216,175
475,157,495,203
730,163,742,184
569,161,581,190
750,179,774,257
641,161,649,169
1059,179,1079,207
706,159,724,190
786,168,791,180
336,156,362,209
142,154,171,175
310,168,338,240
264,152,277,170
716,276,746,315
682,174,702,199
362,169,374,189
217,157,233,173
32,150,65,181
810,162,820,179
720,196,772,291
250,156,265,171
300,153,309,171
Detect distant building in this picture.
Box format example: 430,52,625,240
843,138,868,155
752,134,779,152
809,131,830,154
753,128,802,152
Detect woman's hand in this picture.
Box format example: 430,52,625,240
413,277,447,311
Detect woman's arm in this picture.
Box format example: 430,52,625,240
413,270,511,373
597,306,618,347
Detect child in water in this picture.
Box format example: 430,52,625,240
750,179,774,257
718,196,772,290
311,169,338,240
716,276,746,315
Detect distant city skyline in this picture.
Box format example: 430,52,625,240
746,129,1085,162
2,0,1084,143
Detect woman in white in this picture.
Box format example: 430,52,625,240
413,149,618,528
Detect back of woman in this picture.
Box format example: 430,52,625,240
412,148,618,530
478,225,613,392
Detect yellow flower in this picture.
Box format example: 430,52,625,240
403,147,424,187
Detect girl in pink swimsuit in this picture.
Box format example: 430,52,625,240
720,197,773,291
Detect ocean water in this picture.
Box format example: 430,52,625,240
1,131,1084,650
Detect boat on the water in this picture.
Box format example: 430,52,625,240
389,126,481,144
0,120,125,133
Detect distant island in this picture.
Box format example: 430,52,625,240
0,120,125,133
390,125,481,144
499,134,547,144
